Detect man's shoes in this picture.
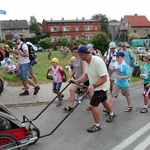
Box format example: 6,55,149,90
19,90,29,96
34,86,40,95
125,106,132,112
140,108,148,113
106,112,116,123
87,124,102,133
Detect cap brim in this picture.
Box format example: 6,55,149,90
12,38,17,42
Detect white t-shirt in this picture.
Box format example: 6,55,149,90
17,42,30,64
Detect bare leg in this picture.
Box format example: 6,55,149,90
90,106,100,124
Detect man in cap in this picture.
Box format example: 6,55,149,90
70,45,116,133
12,34,40,96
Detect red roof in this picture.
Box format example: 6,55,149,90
125,15,150,27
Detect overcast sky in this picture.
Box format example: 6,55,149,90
1,0,150,23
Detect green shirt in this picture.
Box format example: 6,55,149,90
142,62,150,84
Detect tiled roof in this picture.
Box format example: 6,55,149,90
1,20,28,29
125,15,150,27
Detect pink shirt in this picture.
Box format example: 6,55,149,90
48,65,63,82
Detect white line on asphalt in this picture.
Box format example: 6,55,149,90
133,134,150,150
112,121,150,150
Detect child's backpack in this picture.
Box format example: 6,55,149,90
20,42,37,66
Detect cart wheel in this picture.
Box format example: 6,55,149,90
28,127,40,145
0,133,20,150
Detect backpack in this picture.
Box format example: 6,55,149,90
20,42,37,66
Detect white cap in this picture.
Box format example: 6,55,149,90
109,42,116,49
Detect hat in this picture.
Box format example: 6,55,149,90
116,52,125,57
77,45,90,53
142,53,150,59
87,43,94,48
109,42,116,49
51,58,59,64
12,34,20,42
4,45,9,48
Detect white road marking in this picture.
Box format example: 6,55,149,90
133,134,150,150
112,121,150,150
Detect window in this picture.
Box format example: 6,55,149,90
75,36,79,40
63,26,70,31
6,30,11,33
145,29,148,34
75,26,78,31
85,36,91,41
51,27,58,32
20,29,25,32
134,30,138,33
51,37,58,42
95,26,97,30
85,26,90,31
67,36,71,41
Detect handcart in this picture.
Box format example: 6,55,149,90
0,81,88,149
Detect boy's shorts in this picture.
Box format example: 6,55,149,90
19,62,30,80
90,90,107,107
53,82,62,91
108,69,116,80
112,84,130,97
143,83,150,96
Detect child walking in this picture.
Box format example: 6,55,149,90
140,53,150,113
46,57,67,107
105,52,132,115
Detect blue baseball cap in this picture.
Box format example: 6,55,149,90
76,45,90,53
12,34,20,42
116,52,125,57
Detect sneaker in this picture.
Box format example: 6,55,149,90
34,86,40,95
56,101,62,107
125,106,132,112
106,112,116,123
3,82,8,89
87,124,102,133
140,108,148,113
19,91,29,96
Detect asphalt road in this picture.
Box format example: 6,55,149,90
8,85,150,150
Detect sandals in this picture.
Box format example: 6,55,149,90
86,106,91,110
63,106,73,112
125,106,132,112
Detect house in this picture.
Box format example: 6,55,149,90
119,14,150,41
0,19,35,41
42,17,102,45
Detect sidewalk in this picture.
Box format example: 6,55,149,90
0,83,70,106
0,81,143,106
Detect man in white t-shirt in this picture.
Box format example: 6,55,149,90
104,42,118,93
70,45,116,133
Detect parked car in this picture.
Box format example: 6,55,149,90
34,45,43,52
135,47,146,54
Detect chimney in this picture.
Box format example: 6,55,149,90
82,17,85,20
76,17,78,20
134,14,138,16
51,18,53,20
62,17,64,20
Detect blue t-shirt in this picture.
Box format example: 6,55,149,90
120,49,134,66
142,62,150,84
114,61,131,88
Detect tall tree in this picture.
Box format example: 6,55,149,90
91,14,110,36
29,16,41,36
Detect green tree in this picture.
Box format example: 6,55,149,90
58,36,70,47
5,40,14,49
91,32,110,54
38,37,52,50
72,37,87,46
29,16,41,36
129,32,140,40
91,13,110,36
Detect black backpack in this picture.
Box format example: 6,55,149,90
20,43,37,66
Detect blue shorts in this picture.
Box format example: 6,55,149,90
53,82,62,91
29,64,33,73
19,62,30,80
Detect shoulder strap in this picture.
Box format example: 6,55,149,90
20,43,25,52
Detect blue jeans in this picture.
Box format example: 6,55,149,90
19,62,30,80
53,82,62,91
